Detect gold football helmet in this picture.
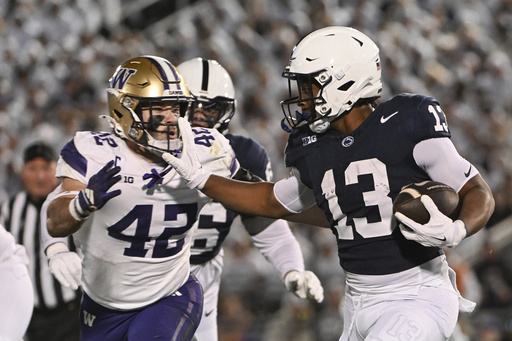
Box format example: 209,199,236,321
105,55,194,154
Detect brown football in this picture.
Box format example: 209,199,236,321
393,181,460,224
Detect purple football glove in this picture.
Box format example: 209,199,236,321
69,160,122,221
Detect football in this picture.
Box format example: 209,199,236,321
393,181,460,224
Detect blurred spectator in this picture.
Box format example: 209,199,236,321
474,240,512,309
1,1,511,339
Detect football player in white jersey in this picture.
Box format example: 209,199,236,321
46,55,240,341
163,27,495,341
0,223,33,340
177,58,324,341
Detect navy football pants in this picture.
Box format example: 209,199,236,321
79,274,203,341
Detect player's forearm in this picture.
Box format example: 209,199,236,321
47,197,86,237
458,174,495,237
250,219,305,279
201,175,290,218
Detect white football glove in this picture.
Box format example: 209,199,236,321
284,270,324,303
395,195,467,248
162,117,211,189
46,242,82,290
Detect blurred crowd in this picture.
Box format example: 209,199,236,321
1,0,511,340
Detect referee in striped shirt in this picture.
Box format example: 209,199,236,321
0,142,80,341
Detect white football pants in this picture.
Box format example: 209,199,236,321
190,252,224,341
340,255,460,341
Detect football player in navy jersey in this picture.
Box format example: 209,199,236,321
177,58,324,341
46,55,241,341
164,27,495,341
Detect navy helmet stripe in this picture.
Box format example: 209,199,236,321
201,59,209,91
165,59,183,91
143,56,171,91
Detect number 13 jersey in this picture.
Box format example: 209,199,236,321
284,94,471,275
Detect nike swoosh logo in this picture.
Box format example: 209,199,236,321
432,236,447,242
380,111,398,123
464,165,472,177
205,309,214,317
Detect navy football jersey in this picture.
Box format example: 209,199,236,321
285,94,451,275
190,134,271,264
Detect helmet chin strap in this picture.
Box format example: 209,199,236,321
100,115,183,157
148,138,183,155
100,115,128,139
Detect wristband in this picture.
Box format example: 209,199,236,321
46,242,69,258
69,193,91,222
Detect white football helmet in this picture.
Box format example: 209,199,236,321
177,58,235,133
281,26,382,133
105,55,194,155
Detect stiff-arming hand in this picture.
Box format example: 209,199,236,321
46,243,82,290
162,117,211,189
284,270,324,303
69,160,122,221
396,195,467,248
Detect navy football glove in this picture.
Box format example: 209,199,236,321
69,160,122,221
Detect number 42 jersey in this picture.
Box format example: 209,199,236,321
55,127,239,310
284,94,471,276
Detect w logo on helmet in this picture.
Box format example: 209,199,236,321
110,68,137,90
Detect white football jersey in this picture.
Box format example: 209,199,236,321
56,128,238,310
0,223,29,265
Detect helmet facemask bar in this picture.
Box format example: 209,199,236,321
188,96,235,133
280,71,329,133
131,97,192,155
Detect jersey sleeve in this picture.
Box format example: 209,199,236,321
192,127,240,179
274,167,317,213
56,131,121,184
401,95,478,191
226,134,272,181
413,137,479,192
407,95,451,143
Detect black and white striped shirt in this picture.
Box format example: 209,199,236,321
0,191,79,311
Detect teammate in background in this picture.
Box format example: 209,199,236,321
0,223,33,340
164,27,495,341
0,142,80,341
45,55,240,341
177,57,324,341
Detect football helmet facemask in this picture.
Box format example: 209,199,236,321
281,26,382,133
177,58,235,134
105,55,194,155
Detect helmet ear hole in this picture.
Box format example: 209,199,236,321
113,110,123,118
338,81,355,91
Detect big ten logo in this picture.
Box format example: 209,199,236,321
302,135,317,146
